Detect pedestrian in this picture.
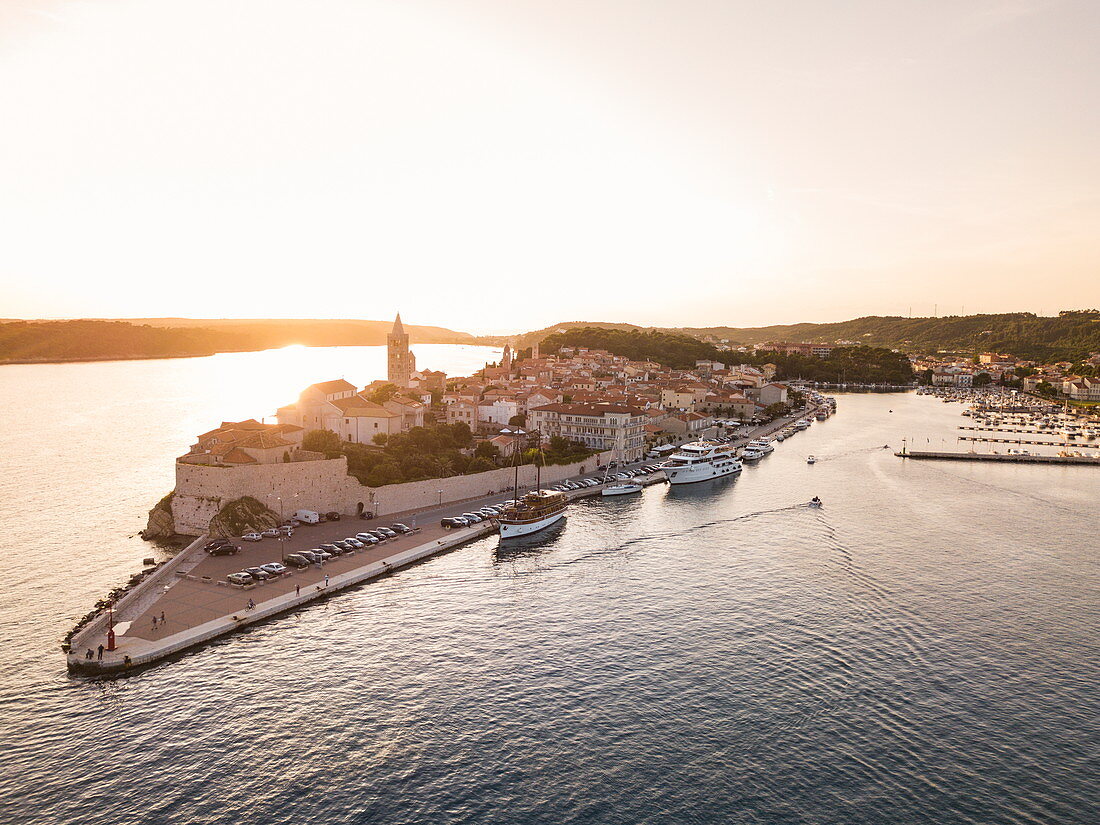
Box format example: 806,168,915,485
152,615,157,629
86,648,93,660
247,598,255,610
160,611,165,623
97,644,104,660
295,584,300,596
324,574,329,588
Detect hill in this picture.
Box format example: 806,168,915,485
0,318,472,365
540,326,913,383
500,312,1100,363
681,311,1100,361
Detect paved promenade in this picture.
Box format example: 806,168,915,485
67,465,664,673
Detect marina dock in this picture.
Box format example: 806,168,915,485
896,450,1100,465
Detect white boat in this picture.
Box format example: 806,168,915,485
664,440,742,484
794,419,811,430
740,447,764,461
602,482,642,497
498,490,568,538
807,455,816,464
809,496,823,508
747,438,775,455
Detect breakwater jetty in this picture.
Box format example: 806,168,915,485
896,450,1100,465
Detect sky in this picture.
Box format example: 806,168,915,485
1,0,1097,334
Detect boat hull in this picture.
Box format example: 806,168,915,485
602,484,642,496
665,462,742,485
499,510,566,539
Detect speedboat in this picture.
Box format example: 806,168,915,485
809,496,823,508
807,455,816,464
747,438,775,455
740,447,764,461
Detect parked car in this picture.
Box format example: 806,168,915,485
311,549,333,561
205,538,232,551
288,518,302,527
319,543,338,552
297,550,319,563
345,538,364,549
260,562,287,577
391,523,414,534
261,528,279,538
460,514,483,524
325,511,341,521
333,540,353,552
227,572,253,586
363,530,387,541
279,526,294,537
356,532,379,544
244,567,271,581
452,516,471,526
284,554,310,569
242,532,263,542
207,543,240,556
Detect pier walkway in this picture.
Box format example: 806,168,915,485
896,450,1100,465
67,467,666,674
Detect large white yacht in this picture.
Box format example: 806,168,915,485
663,440,742,485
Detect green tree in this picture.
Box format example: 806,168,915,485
508,413,527,427
973,372,993,387
303,428,341,453
367,383,399,404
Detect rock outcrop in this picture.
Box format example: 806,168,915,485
142,492,177,541
207,496,281,538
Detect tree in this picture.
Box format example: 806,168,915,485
467,457,496,473
763,402,786,420
973,372,993,387
1035,381,1056,397
508,414,526,427
372,433,388,446
303,429,341,453
474,441,501,461
366,382,399,404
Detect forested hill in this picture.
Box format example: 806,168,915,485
501,312,1100,362
540,327,913,383
0,318,471,364
682,311,1100,361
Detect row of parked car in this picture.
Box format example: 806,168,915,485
440,505,507,529
225,524,417,585
546,465,665,493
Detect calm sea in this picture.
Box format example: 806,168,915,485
0,348,1097,825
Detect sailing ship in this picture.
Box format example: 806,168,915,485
497,430,568,539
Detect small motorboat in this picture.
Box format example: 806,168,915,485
809,496,823,508
806,455,816,464
602,483,642,497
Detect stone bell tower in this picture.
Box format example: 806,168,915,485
387,313,414,388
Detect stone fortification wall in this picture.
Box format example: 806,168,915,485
172,458,351,535
170,452,612,535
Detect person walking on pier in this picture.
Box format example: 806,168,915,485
97,644,104,660
324,574,329,588
86,648,93,660
160,611,165,624
295,584,300,596
151,615,157,630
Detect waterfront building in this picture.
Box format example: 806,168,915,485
387,313,415,388
528,402,647,461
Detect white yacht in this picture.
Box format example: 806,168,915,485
664,440,742,484
747,438,775,455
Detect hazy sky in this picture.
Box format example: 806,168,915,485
1,0,1097,333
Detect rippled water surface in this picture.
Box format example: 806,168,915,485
1,353,1097,825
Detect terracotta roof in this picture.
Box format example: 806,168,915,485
221,448,258,464
531,402,644,416
332,396,399,417
306,379,356,395
235,431,294,449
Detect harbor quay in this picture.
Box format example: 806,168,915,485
66,467,666,675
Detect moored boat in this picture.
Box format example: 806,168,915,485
664,439,742,484
498,490,568,538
